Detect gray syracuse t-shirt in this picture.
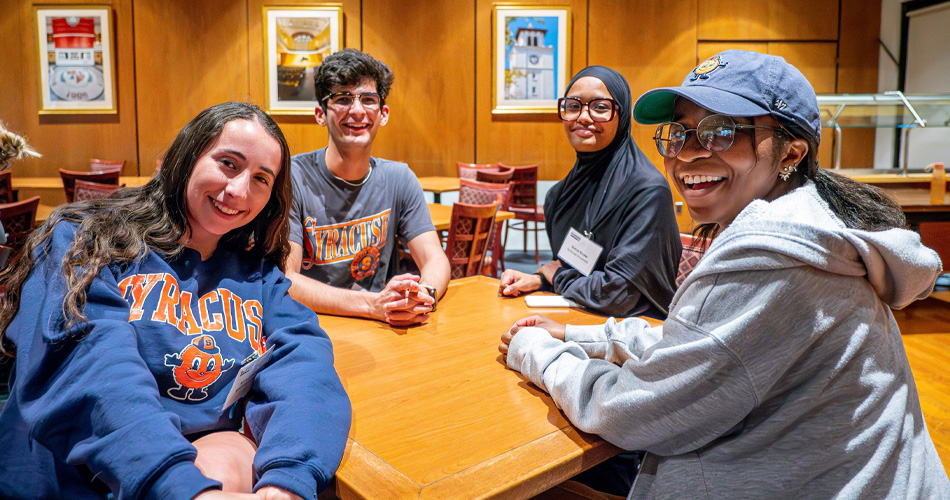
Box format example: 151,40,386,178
289,148,435,292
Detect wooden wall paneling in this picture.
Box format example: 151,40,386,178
246,0,362,158
0,0,138,185
766,0,839,41
835,0,881,169
474,0,588,181
133,0,251,173
696,0,772,40
361,0,476,177
697,41,768,61
590,0,699,231
698,0,839,41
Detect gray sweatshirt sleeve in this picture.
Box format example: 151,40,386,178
504,254,806,457
506,316,757,455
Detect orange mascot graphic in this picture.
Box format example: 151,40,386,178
164,335,235,401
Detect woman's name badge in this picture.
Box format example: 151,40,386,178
557,228,602,276
223,345,274,410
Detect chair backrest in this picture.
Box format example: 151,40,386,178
0,196,40,249
499,163,538,209
445,197,501,279
676,233,709,287
0,244,12,270
59,169,121,202
74,179,122,201
459,178,512,209
919,222,950,270
0,170,14,204
456,162,498,180
475,167,514,184
89,158,126,173
459,179,512,271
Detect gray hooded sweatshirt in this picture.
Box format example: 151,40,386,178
507,182,949,499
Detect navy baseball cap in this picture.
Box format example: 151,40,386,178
633,50,821,145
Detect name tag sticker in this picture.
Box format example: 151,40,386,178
557,228,602,277
222,345,274,411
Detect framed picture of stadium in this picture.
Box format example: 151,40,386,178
263,5,343,114
34,6,116,114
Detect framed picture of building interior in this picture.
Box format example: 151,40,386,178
262,5,343,115
34,6,116,114
491,4,571,114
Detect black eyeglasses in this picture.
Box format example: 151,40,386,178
322,91,382,111
654,114,788,158
557,97,618,122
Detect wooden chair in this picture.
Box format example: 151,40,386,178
475,166,514,184
0,171,15,204
456,162,498,180
676,233,709,287
459,179,513,277
0,196,40,250
89,158,126,173
445,196,501,279
0,244,12,270
919,222,950,273
74,179,122,201
500,163,545,264
59,169,121,203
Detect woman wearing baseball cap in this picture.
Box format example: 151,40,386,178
500,50,949,498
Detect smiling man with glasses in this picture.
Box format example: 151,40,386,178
285,48,449,327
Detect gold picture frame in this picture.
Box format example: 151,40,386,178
492,4,571,114
263,5,344,115
34,5,117,114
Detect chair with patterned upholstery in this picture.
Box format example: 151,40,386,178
676,233,709,287
74,179,122,201
459,179,513,277
0,171,15,204
500,163,545,264
0,196,40,250
444,196,501,279
474,166,514,184
59,169,121,203
89,158,126,173
456,162,498,180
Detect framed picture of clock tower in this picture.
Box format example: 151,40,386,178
492,5,571,114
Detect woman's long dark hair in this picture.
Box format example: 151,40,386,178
692,119,906,245
0,102,292,355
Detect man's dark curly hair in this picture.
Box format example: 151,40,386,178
313,48,394,108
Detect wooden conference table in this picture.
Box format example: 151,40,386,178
417,176,461,203
319,276,661,500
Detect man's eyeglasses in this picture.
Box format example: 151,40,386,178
557,97,618,122
654,114,789,158
322,91,382,111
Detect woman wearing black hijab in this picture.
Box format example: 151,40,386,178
500,66,681,319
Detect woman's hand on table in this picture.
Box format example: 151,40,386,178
499,315,566,360
499,270,542,296
538,260,562,283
